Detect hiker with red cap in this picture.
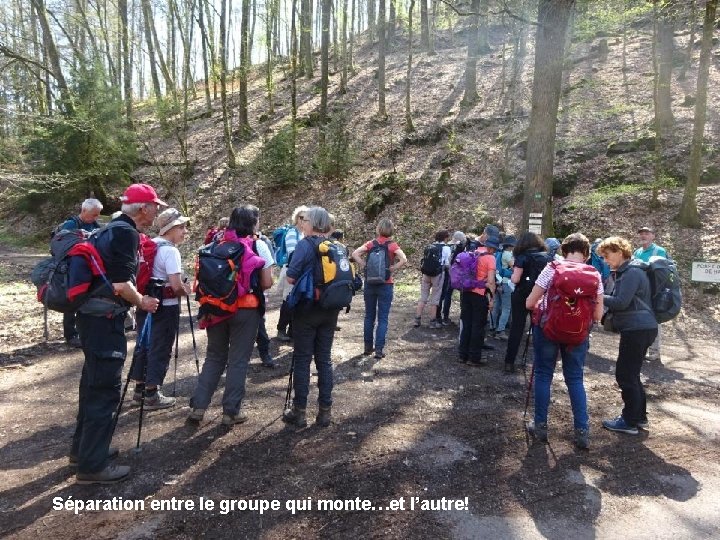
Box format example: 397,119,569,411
70,183,163,485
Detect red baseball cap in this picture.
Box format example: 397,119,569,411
121,183,167,206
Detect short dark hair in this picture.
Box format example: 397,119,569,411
513,232,545,257
560,233,590,258
435,230,450,242
228,205,259,237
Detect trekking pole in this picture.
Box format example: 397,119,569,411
112,312,151,440
135,313,153,453
186,295,200,374
520,324,532,369
523,363,535,421
284,356,295,413
172,306,180,397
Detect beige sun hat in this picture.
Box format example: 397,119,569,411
156,208,190,235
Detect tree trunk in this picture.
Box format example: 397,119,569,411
405,0,415,133
142,0,175,95
266,0,275,113
141,0,163,102
249,0,257,64
31,0,74,115
522,0,575,235
378,0,386,118
655,3,675,134
420,0,429,50
319,0,331,145
388,0,395,42
198,0,213,113
332,0,339,72
219,0,237,167
478,0,490,54
462,0,480,105
291,0,298,125
349,0,356,72
368,0,376,42
678,0,696,81
301,0,313,77
678,0,716,228
238,0,251,135
118,0,133,128
340,0,348,93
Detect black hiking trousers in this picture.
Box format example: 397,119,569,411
72,313,127,474
504,289,531,366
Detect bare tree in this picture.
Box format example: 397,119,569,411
461,0,480,105
219,0,237,167
118,0,133,127
522,0,575,234
238,0,252,135
300,0,313,77
378,0,386,118
678,0,717,228
319,0,331,144
405,0,415,133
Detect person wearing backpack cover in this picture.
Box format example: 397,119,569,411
71,184,162,484
458,236,497,366
275,205,309,342
414,230,452,329
524,233,604,449
633,226,668,362
351,218,408,359
283,207,346,428
55,198,104,347
188,205,273,425
128,208,191,410
597,236,658,436
503,232,551,372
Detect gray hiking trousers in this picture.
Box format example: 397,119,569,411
190,309,261,416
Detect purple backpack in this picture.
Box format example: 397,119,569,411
450,251,488,291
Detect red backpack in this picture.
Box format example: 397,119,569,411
539,261,599,346
136,235,173,294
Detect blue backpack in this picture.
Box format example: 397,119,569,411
590,241,610,282
272,225,292,266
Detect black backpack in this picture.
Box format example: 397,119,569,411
365,240,393,285
629,257,682,323
314,238,356,311
515,250,551,297
50,216,82,240
420,242,444,277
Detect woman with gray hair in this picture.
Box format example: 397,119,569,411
283,206,339,428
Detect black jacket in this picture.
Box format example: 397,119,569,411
604,260,657,332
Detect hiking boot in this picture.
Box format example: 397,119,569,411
221,410,249,425
187,408,206,422
316,406,332,427
66,336,82,348
282,406,307,427
441,318,452,326
495,331,508,341
428,320,442,329
574,428,590,450
637,418,649,430
374,349,386,359
69,447,119,466
466,357,487,367
260,354,277,368
481,343,495,351
602,416,639,435
276,329,292,342
76,464,130,485
143,390,176,411
645,352,661,362
527,421,548,442
363,345,374,356
413,317,422,328
503,363,516,373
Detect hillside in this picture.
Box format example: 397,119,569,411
122,20,720,330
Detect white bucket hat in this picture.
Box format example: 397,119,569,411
156,208,189,235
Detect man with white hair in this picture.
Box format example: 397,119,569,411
59,198,104,347
70,184,162,485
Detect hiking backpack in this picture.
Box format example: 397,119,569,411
49,215,82,240
32,223,126,313
589,241,611,282
629,257,682,323
449,251,489,291
516,251,552,297
135,235,173,295
314,238,356,311
538,261,599,346
272,225,293,266
194,238,266,316
420,242,444,277
365,240,393,285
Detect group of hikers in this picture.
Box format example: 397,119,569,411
39,184,676,484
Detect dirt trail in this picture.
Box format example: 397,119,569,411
1,251,719,539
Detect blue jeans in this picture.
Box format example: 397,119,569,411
533,326,589,430
363,283,394,351
490,282,512,332
291,305,339,408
